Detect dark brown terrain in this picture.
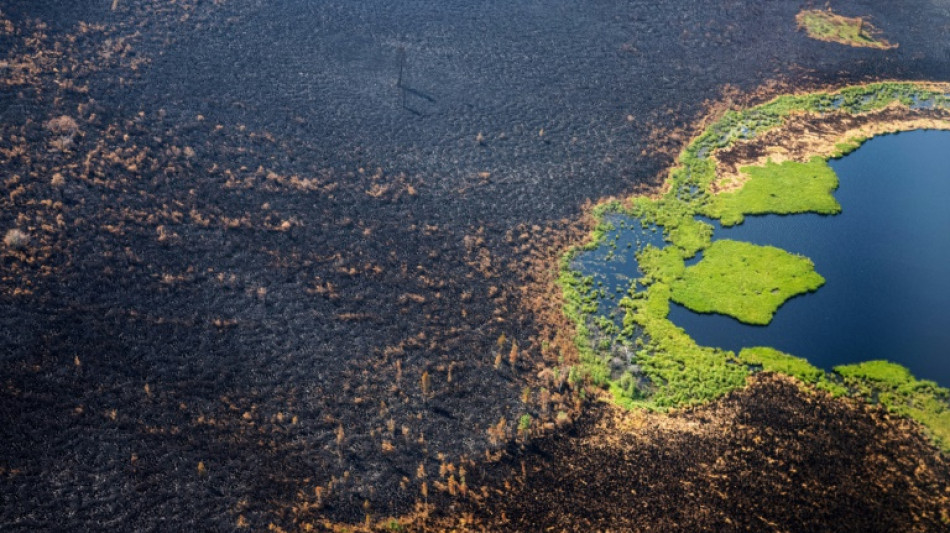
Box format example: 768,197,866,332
1,1,949,531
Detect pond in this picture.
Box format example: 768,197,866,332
577,129,950,386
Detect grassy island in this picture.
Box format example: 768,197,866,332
559,82,950,449
796,9,897,50
670,240,824,325
702,157,841,226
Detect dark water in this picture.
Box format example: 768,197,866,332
667,130,950,384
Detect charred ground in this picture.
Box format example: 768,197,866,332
1,0,949,530
453,374,950,532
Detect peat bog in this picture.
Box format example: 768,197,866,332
2,1,950,531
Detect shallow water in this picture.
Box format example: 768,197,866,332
668,130,950,384
571,215,665,325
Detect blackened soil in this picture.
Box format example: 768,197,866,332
454,375,950,532
1,0,949,531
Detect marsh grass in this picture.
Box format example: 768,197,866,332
702,157,841,226
670,240,825,325
836,361,950,447
738,347,846,396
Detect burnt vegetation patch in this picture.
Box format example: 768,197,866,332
1,0,950,530
715,104,950,180
453,375,950,532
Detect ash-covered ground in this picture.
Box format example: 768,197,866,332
1,0,949,530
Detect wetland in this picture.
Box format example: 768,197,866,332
565,83,950,447
576,129,950,386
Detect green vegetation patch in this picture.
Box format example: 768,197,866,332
636,244,685,285
836,361,950,448
702,157,841,226
796,9,896,50
618,286,749,410
670,240,825,325
665,216,713,257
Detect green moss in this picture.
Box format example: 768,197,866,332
518,414,533,432
796,9,895,50
739,347,821,381
670,240,825,325
620,287,748,409
557,252,610,387
665,216,712,256
836,361,950,448
702,157,842,226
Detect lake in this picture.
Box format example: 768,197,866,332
670,129,950,385
576,129,950,386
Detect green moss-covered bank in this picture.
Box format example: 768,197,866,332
559,82,950,449
704,157,841,226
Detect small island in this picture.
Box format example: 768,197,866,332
670,240,824,325
796,8,897,49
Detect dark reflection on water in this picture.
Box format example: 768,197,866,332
667,130,950,385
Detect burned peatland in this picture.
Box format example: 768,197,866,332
1,0,950,530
